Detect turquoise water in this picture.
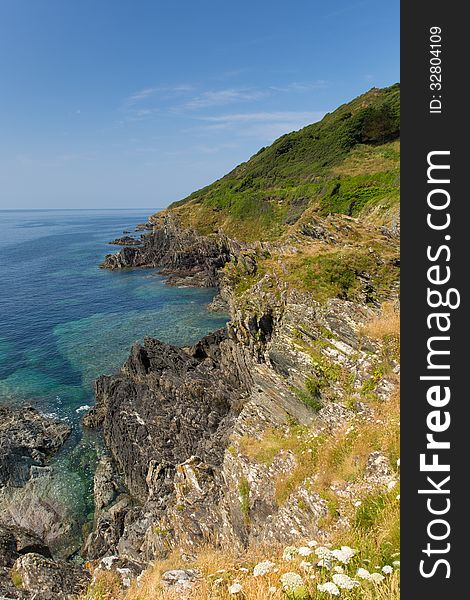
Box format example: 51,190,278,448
0,209,228,543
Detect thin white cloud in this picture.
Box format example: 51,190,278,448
184,89,266,110
200,111,324,124
128,87,158,103
187,110,326,144
126,84,195,105
269,80,328,92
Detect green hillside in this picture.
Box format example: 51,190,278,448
157,84,400,241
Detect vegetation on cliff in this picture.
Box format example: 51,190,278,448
157,84,399,241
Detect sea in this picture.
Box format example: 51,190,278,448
0,209,228,537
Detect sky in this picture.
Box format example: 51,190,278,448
0,0,399,210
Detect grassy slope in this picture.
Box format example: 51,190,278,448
154,84,400,242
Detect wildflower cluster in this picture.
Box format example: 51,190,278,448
206,541,400,598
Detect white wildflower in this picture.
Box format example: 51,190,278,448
382,565,393,574
317,582,340,595
333,566,344,574
331,546,356,564
280,572,305,592
298,546,313,557
354,500,362,507
396,494,400,501
253,560,276,577
356,567,371,580
396,458,400,467
228,583,243,594
299,560,313,571
370,572,386,583
387,480,397,490
269,587,278,594
307,540,318,547
239,567,249,573
283,546,299,561
332,573,360,589
315,546,333,560
392,561,400,568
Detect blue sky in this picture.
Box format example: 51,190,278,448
0,0,399,210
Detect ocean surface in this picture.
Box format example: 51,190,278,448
0,209,228,534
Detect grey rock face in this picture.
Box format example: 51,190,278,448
83,455,133,560
11,553,90,600
84,329,244,503
87,219,399,567
0,406,79,557
108,235,142,246
0,406,71,488
160,569,200,598
0,524,52,599
101,215,233,287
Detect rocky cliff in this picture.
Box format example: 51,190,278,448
77,86,401,599
101,215,235,287
84,221,399,571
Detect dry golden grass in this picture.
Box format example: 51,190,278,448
271,384,399,508
83,570,123,600
362,303,400,341
122,542,400,600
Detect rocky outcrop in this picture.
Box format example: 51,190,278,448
0,526,88,599
84,199,400,592
83,327,251,560
0,524,52,599
0,406,71,488
108,235,142,246
0,406,80,557
84,329,245,501
85,214,399,564
10,553,90,600
100,215,234,287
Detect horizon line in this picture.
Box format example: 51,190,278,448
0,207,165,212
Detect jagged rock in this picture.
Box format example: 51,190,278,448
0,407,77,558
101,215,233,287
93,456,120,515
0,406,71,488
365,452,392,485
84,329,244,503
87,214,399,564
108,236,142,246
83,455,133,560
160,569,200,597
206,293,229,313
0,524,51,566
0,524,53,599
11,553,90,600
